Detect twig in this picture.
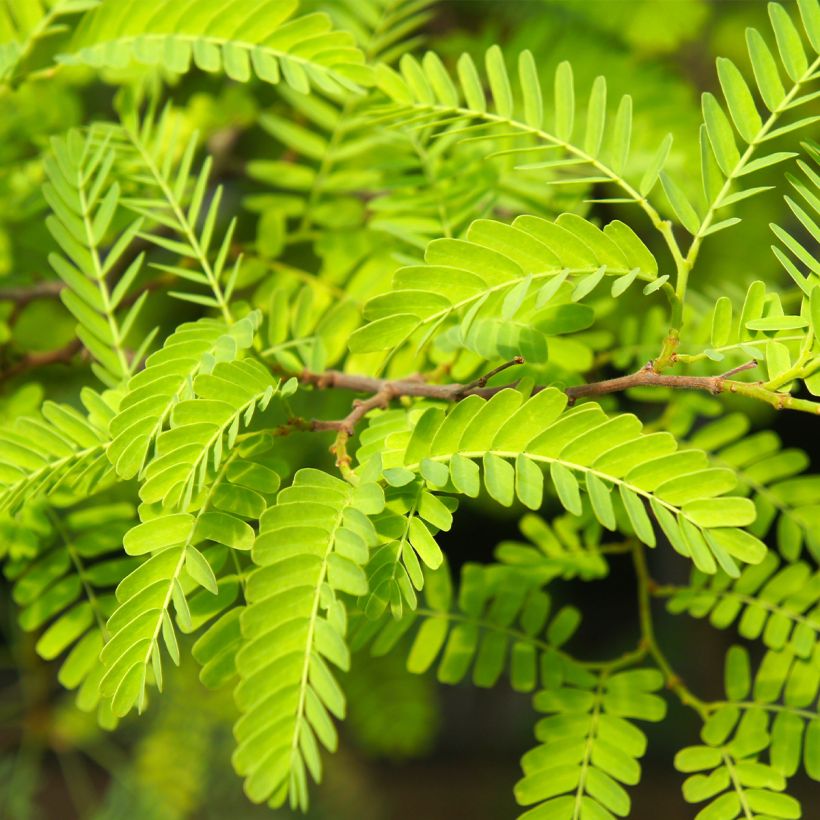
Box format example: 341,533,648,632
632,543,709,718
298,356,820,417
456,356,524,395
0,281,63,306
0,340,83,385
563,359,759,403
310,384,400,475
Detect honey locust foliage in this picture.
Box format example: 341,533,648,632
0,0,819,817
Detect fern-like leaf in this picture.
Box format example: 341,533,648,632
233,468,383,808
260,280,360,374
355,560,584,694
516,667,666,819
494,512,611,583
372,47,672,224
0,389,114,513
57,0,371,95
44,127,155,387
349,214,663,356
668,551,819,657
116,104,239,320
681,0,820,241
675,644,818,816
107,312,261,479
100,439,267,717
3,500,136,723
685,278,817,402
0,0,98,85
137,358,280,510
318,0,435,65
372,389,769,575
182,442,285,692
686,413,820,563
361,474,455,619
771,140,819,297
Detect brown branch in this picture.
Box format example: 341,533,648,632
297,356,820,432
299,359,763,406
457,355,524,395
311,384,399,437
0,281,63,306
0,339,84,385
563,359,760,403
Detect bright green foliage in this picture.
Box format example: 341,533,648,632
0,0,98,84
668,552,820,656
59,0,370,94
356,560,583,693
675,645,819,817
361,476,453,618
0,389,113,514
374,387,766,575
685,414,820,562
493,512,610,582
44,127,154,386
682,0,820,240
516,666,666,819
234,469,383,809
3,500,136,723
100,356,281,716
116,104,241,320
320,0,436,64
350,214,661,358
374,47,666,207
771,141,819,296
245,0,437,249
261,282,360,374
108,313,261,479
697,279,807,362
134,357,279,508
0,0,819,817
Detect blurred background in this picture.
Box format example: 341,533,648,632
1,1,817,818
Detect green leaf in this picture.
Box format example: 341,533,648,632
483,454,515,507
349,314,417,352
185,546,218,594
769,3,808,82
485,45,513,118
124,514,195,556
711,297,733,347
717,57,763,143
515,456,544,510
585,75,607,157
706,529,767,564
746,789,801,818
407,617,448,674
408,518,443,569
550,463,581,515
586,474,616,530
620,487,655,547
797,0,820,52
724,645,751,701
660,172,701,234
702,92,740,175
519,50,543,129
610,94,632,174
639,133,673,196
675,746,724,773
746,27,787,111
683,497,756,528
457,53,486,112
554,61,574,141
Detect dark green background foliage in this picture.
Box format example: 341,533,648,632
0,1,818,818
